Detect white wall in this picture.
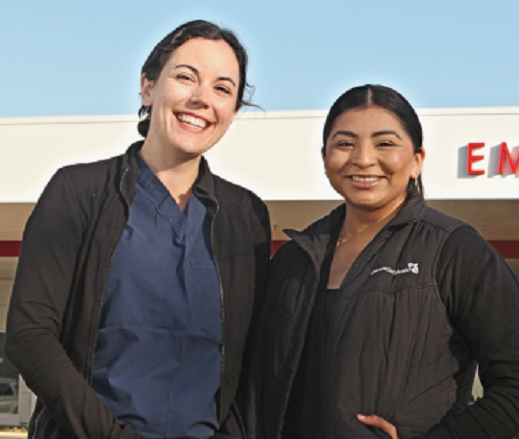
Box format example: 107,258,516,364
1,108,518,202
419,108,519,200
0,116,141,203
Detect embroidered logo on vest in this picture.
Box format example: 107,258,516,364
371,262,419,276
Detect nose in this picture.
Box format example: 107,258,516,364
351,143,376,169
189,85,210,109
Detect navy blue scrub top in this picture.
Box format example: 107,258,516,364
92,155,222,439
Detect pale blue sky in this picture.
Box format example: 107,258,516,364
1,0,518,118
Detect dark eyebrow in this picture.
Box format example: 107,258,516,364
217,76,237,88
175,64,199,74
175,64,237,88
372,130,402,140
330,130,358,140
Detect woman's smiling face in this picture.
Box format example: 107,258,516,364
323,105,424,214
140,37,240,160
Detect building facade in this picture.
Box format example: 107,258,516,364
0,108,518,425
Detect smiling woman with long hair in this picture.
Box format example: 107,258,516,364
245,85,519,439
5,20,270,439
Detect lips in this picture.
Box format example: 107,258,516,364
176,113,209,130
348,175,382,188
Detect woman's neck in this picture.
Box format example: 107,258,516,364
341,197,406,242
139,137,201,211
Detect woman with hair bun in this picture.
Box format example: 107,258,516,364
246,84,519,439
6,20,270,439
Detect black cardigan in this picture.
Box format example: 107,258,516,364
6,142,271,439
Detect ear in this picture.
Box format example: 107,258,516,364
140,73,154,106
411,148,426,179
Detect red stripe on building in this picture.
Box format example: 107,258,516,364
488,241,519,259
273,240,519,259
0,241,22,257
2,240,519,259
271,240,285,255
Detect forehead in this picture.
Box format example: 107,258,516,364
331,106,409,137
165,38,240,80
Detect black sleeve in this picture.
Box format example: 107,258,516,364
5,169,146,439
420,226,519,439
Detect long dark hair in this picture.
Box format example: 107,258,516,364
322,84,424,195
138,20,253,138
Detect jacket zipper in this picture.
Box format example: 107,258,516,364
88,165,130,384
322,292,335,439
205,193,226,422
323,250,341,439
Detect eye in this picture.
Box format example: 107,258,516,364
176,73,194,82
336,140,354,148
215,85,231,95
377,140,395,148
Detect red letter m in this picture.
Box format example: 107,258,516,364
498,142,519,174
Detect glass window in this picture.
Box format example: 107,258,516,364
0,333,19,414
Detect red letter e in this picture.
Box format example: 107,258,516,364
467,143,485,175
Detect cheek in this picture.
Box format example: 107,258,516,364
325,151,348,173
383,151,415,175
149,91,169,113
165,87,186,105
157,83,190,108
215,103,237,127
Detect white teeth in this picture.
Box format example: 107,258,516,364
177,114,208,129
352,176,379,182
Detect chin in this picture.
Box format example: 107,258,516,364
343,194,380,209
349,193,409,214
172,141,213,156
349,202,383,212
